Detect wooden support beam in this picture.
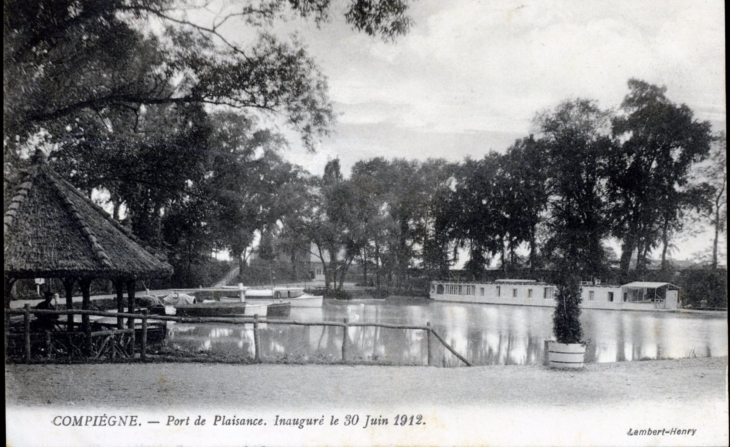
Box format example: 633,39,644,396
342,318,349,363
253,315,260,363
126,279,136,329
113,279,125,330
24,304,31,364
426,321,432,367
62,277,75,332
141,309,148,361
4,276,16,310
79,278,93,356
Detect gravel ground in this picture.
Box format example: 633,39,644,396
6,356,727,410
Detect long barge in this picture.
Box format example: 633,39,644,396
429,279,680,311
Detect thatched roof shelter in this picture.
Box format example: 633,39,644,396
4,150,173,331
4,153,172,281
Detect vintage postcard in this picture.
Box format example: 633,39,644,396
4,0,727,446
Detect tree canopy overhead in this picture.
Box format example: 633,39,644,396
4,0,413,158
4,0,416,288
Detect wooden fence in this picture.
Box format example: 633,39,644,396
5,306,473,367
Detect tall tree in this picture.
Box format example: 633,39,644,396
702,133,727,269
608,79,714,274
500,136,550,270
537,98,612,280
444,154,504,279
535,99,613,345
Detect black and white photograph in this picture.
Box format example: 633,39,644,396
4,0,727,446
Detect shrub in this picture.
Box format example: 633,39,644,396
367,288,390,299
677,268,727,309
552,272,583,344
325,289,352,300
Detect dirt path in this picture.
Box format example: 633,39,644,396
6,357,727,410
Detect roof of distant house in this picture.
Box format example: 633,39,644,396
622,282,680,290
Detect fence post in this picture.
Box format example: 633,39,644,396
342,318,348,363
253,315,260,363
426,321,432,367
24,304,31,364
46,331,52,359
141,310,148,361
128,315,136,358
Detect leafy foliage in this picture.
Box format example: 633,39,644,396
4,0,415,287
608,79,714,273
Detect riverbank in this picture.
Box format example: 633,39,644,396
6,356,727,409
6,357,728,446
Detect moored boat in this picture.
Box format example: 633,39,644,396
430,279,680,311
255,287,323,308
168,288,290,317
174,301,290,318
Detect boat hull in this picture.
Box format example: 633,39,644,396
245,294,323,308
175,302,290,318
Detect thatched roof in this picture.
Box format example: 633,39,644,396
4,151,173,280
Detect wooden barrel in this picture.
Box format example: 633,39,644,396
547,341,586,369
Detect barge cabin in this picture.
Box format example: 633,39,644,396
429,279,679,311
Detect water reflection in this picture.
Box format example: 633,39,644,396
164,299,727,366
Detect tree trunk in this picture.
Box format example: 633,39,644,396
660,218,670,271
236,251,246,284
528,228,537,271
619,237,635,274
712,206,720,269
374,241,381,290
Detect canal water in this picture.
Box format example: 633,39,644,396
164,298,728,366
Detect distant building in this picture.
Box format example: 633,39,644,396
249,242,359,282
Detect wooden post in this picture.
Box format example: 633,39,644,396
46,331,52,359
141,309,148,361
62,277,75,332
5,277,16,311
4,277,13,355
114,279,125,330
128,315,136,358
126,279,136,329
342,318,348,363
253,315,260,363
79,278,92,356
426,321,432,367
24,304,31,364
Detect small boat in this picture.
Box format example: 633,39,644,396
255,287,323,308
174,301,290,318
168,288,290,318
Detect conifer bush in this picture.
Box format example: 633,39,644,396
552,271,583,344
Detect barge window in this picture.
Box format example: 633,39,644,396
588,291,594,301
512,288,517,298
527,289,533,298
608,292,614,302
623,293,628,302
496,286,501,297
436,284,444,295
480,287,485,296
543,287,553,299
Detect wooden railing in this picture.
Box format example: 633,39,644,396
5,306,473,367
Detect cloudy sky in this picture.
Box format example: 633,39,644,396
227,0,726,261
271,0,725,176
